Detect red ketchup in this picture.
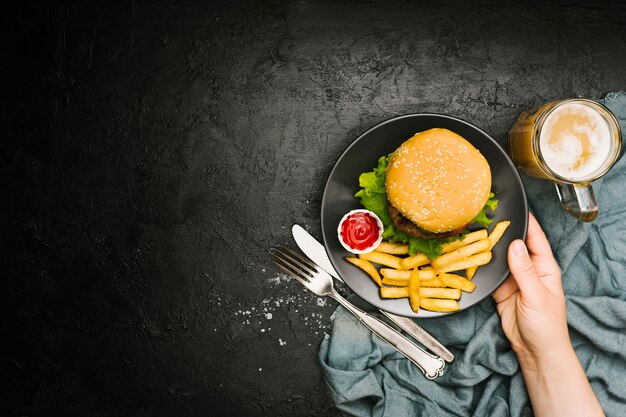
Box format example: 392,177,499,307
338,210,383,253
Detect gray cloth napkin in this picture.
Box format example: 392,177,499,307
319,92,626,417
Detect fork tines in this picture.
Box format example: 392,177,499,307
270,245,319,284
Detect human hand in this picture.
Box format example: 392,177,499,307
492,213,570,369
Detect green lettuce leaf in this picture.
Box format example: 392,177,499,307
471,192,499,227
408,238,442,259
358,155,388,195
355,189,391,225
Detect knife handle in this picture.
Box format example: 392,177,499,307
331,290,445,379
381,312,455,363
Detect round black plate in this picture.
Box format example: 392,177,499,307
321,114,528,318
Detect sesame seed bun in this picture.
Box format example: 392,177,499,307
385,128,491,234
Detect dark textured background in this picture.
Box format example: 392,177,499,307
2,0,625,416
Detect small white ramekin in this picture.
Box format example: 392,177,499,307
337,209,384,254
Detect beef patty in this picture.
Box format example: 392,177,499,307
388,204,466,239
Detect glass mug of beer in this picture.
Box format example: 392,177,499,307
508,98,622,222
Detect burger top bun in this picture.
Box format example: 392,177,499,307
385,128,491,233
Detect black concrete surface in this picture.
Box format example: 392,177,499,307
2,1,625,416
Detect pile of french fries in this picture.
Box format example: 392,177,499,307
345,221,510,313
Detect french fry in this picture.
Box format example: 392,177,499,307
419,276,447,287
381,270,436,287
420,298,460,312
488,221,511,250
419,287,461,300
380,268,435,280
438,273,476,293
420,265,435,272
399,253,430,270
431,238,490,269
380,269,410,279
380,286,409,298
345,257,382,286
418,269,435,279
382,276,409,287
436,251,492,273
409,268,420,313
375,241,409,255
359,251,403,270
463,221,511,280
465,266,478,280
440,229,488,254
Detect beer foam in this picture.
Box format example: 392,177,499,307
539,102,612,181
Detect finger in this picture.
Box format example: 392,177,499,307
492,275,519,304
526,213,563,293
526,213,557,266
508,239,546,303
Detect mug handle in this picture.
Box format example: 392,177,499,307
554,182,598,222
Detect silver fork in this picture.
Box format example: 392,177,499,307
271,245,445,380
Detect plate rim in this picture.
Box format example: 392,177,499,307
320,112,529,318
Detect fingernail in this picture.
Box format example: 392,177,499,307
512,240,527,257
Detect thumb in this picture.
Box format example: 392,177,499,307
508,240,545,299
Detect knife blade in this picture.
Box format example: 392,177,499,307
291,224,454,363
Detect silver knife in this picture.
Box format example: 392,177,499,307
292,224,454,363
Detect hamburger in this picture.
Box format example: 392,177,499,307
385,128,491,239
